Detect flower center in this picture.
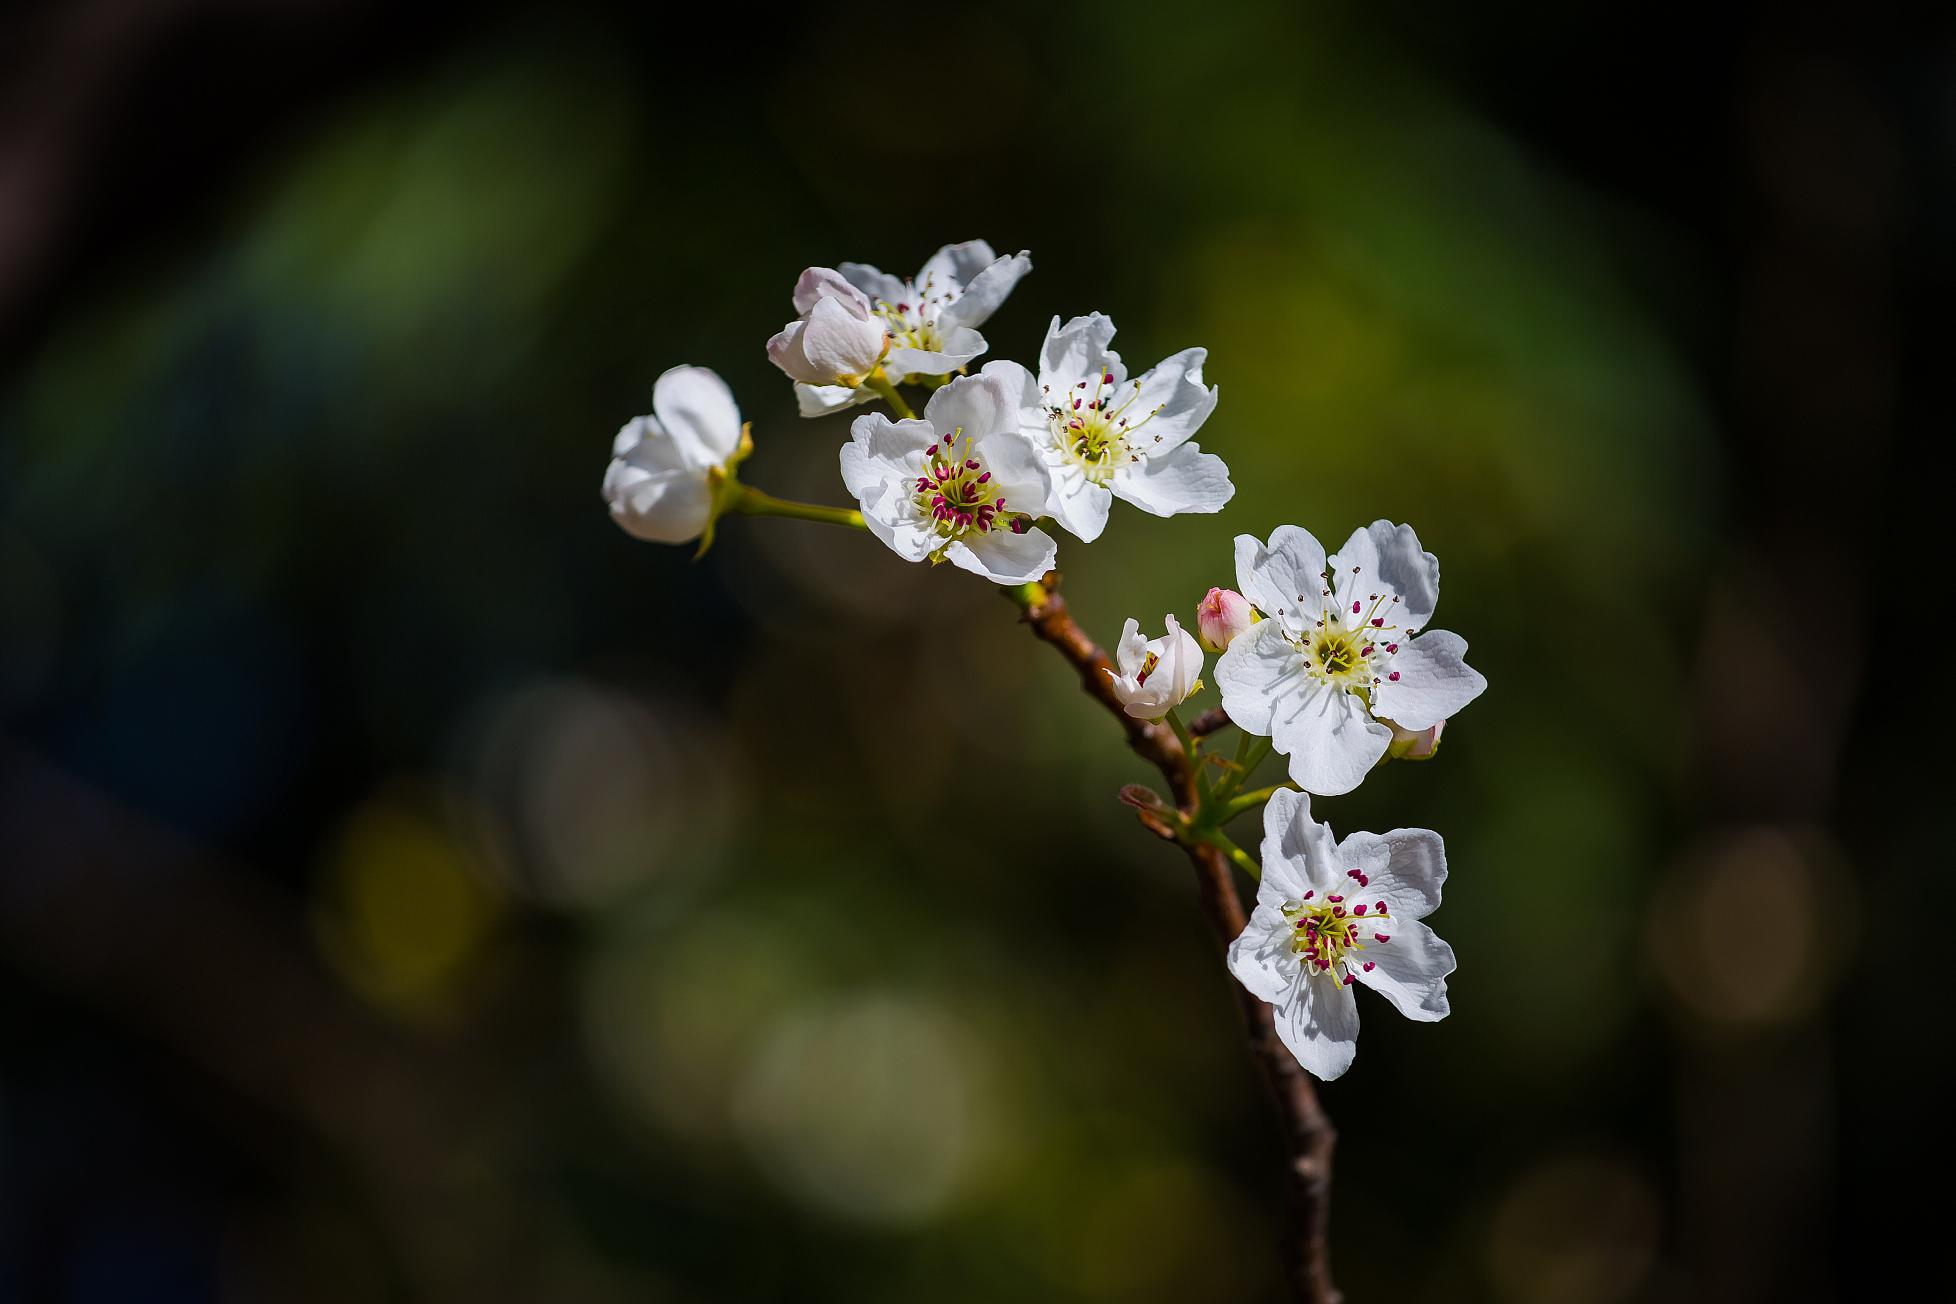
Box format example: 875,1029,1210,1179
874,278,951,364
1043,371,1167,485
1281,870,1394,986
912,433,1022,539
1290,584,1407,696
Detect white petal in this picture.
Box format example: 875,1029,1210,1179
800,296,886,379
1352,917,1454,1023
1215,619,1304,736
840,413,931,499
1038,313,1124,390
837,261,907,307
1257,788,1340,898
1269,680,1391,797
969,427,1052,519
651,365,741,465
1117,348,1216,454
1328,520,1440,634
887,324,988,378
603,417,710,544
946,525,1057,585
1113,443,1234,517
936,248,1031,332
1235,526,1328,630
1228,907,1300,1003
1114,617,1145,676
795,382,871,418
1273,974,1360,1081
1370,630,1486,730
792,266,870,315
926,371,1018,443
1047,476,1113,543
1337,827,1447,922
916,240,1000,290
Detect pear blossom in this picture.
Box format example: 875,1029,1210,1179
796,241,1031,416
602,365,745,545
1215,522,1486,796
1106,615,1204,720
767,268,889,387
839,372,1058,585
1227,789,1454,1080
1196,586,1254,652
984,313,1230,542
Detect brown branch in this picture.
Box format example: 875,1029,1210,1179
1010,577,1341,1304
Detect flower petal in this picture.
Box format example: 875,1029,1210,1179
1269,679,1391,797
926,371,1018,443
837,261,907,307
1352,917,1454,1023
1038,313,1124,390
1047,473,1113,542
1256,788,1335,899
1215,618,1304,737
1370,630,1486,730
1114,617,1145,676
1113,443,1234,517
1235,526,1328,631
795,382,871,418
935,247,1031,333
1117,348,1216,455
946,524,1057,585
651,365,741,465
603,417,710,544
799,296,885,379
1228,906,1299,1003
1273,973,1360,1081
1337,827,1447,921
887,324,988,378
1328,520,1440,634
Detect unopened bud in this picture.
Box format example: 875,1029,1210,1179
1195,587,1254,652
767,267,889,386
1386,718,1445,761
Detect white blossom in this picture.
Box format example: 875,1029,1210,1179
984,313,1230,542
602,366,745,545
1227,790,1454,1081
796,241,1031,416
767,268,889,387
838,372,1058,585
1106,615,1204,720
1215,522,1486,796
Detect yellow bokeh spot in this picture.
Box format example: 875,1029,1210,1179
314,789,500,1017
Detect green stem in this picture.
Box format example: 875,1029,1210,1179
732,485,866,530
863,373,916,419
1203,829,1261,881
1211,733,1271,804
1219,783,1294,823
1166,708,1211,802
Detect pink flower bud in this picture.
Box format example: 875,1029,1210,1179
1386,718,1445,761
1195,587,1254,652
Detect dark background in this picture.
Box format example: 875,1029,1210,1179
2,2,1946,1300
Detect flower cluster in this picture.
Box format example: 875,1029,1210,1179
600,240,1486,1083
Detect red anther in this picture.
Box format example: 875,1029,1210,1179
1375,902,1386,913
925,443,937,456
1388,671,1401,681
1342,974,1355,986
1352,601,1361,613
1327,895,1343,903
1374,933,1390,943
1386,643,1399,653
1354,904,1367,915
1372,618,1385,627
1362,962,1375,972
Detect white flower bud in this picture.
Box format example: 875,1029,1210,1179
603,366,745,545
1195,586,1254,652
766,267,888,387
1106,615,1204,720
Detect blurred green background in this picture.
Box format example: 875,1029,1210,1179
2,2,1942,1301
